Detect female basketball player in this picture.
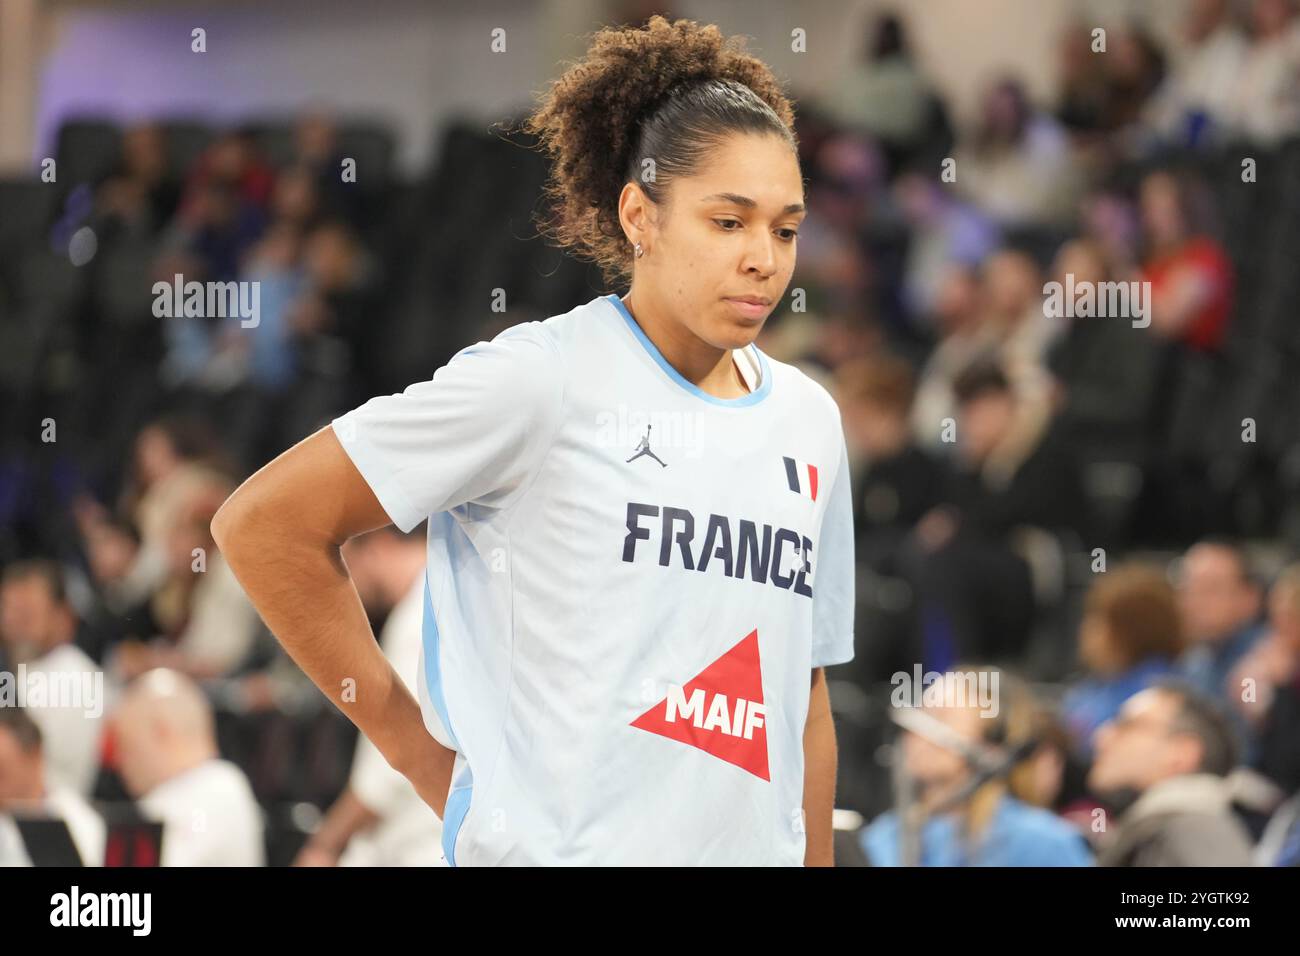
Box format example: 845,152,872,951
212,15,855,866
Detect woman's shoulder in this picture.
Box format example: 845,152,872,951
530,293,621,351
758,351,843,424
445,312,571,398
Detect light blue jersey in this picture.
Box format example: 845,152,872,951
332,293,855,865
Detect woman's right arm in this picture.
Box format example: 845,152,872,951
210,425,455,818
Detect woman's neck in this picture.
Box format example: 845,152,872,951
621,290,751,399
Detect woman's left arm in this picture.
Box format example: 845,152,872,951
803,666,838,866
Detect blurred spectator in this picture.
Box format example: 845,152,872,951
1138,169,1234,353
296,218,381,394
0,561,109,795
1146,0,1249,147
912,251,1056,448
0,707,105,866
292,112,365,229
160,182,265,286
295,525,444,867
1088,680,1253,865
841,354,945,563
294,219,379,357
1230,564,1300,794
1078,186,1142,279
158,129,274,288
94,122,182,239
268,163,322,234
1035,706,1097,824
910,264,989,448
212,218,375,472
837,354,945,680
79,515,159,654
109,480,261,682
911,363,1085,664
1046,238,1162,445
73,415,231,612
784,133,887,334
1062,565,1183,755
818,13,941,158
1176,540,1265,701
952,77,1082,228
1256,789,1300,865
981,249,1057,412
860,667,1093,865
1101,25,1167,132
1056,21,1166,141
203,221,310,394
112,668,264,866
893,171,1000,327
1225,0,1300,144
177,128,275,220
1056,21,1111,135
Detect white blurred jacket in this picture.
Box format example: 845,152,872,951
339,577,445,867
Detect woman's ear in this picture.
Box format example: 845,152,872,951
617,181,649,246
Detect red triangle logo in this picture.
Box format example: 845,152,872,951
630,628,769,781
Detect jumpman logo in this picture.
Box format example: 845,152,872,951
625,424,668,467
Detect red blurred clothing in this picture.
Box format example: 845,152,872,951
1142,236,1234,352
177,149,276,221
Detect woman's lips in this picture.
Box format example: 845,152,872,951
724,298,769,320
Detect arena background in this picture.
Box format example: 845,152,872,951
1,0,1299,868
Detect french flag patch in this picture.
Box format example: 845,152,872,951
782,456,819,501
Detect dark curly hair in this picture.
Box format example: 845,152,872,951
521,15,799,288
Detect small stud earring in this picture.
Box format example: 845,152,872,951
634,242,644,259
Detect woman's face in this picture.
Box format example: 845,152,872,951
1140,174,1185,246
626,131,805,351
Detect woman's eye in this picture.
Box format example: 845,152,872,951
715,219,798,241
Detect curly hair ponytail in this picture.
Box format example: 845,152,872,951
521,15,798,288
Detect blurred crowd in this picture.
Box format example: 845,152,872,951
795,0,1300,866
3,0,1300,866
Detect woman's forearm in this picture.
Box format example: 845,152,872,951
211,499,453,808
803,667,838,866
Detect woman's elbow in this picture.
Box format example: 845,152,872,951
212,480,336,566
211,489,257,559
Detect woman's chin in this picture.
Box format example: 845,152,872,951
707,316,765,351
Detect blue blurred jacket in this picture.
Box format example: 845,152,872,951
861,794,1094,866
